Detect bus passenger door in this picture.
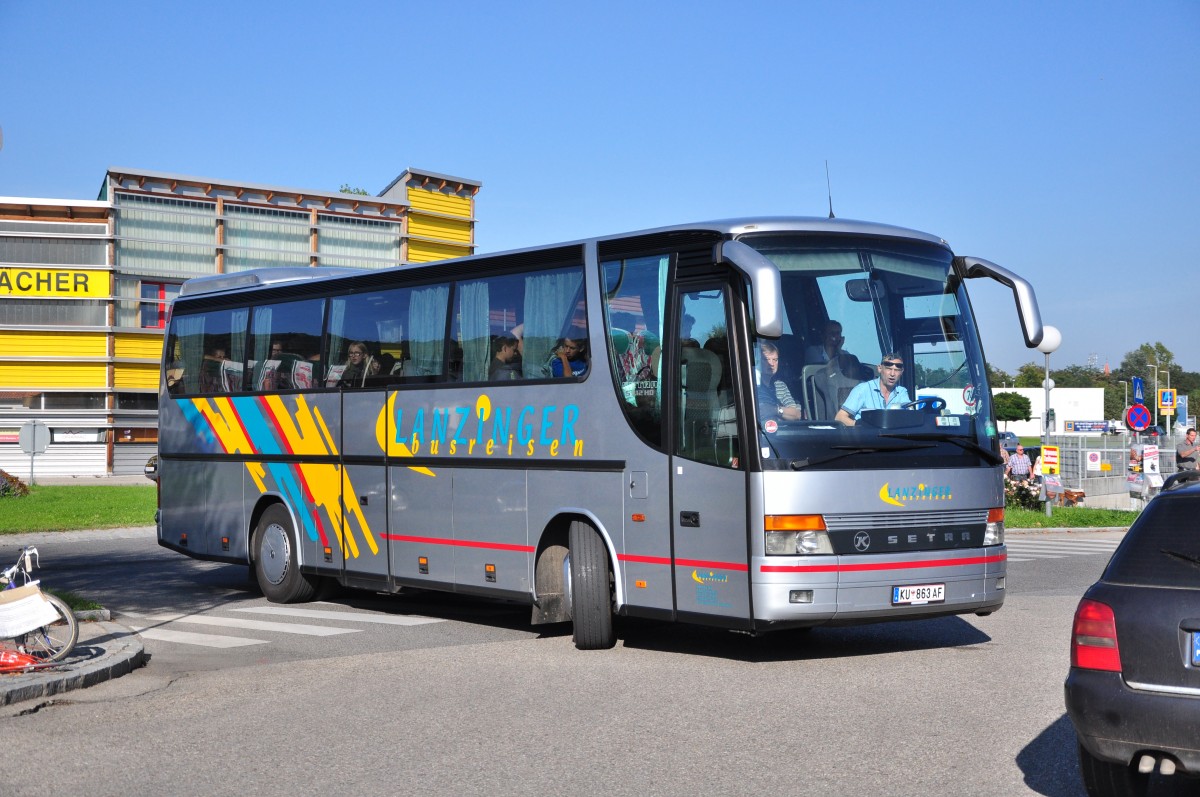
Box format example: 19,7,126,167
337,390,391,590
669,282,751,622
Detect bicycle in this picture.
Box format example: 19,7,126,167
0,546,78,664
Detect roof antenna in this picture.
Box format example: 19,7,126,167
825,160,835,219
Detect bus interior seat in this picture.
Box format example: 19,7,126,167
680,347,722,457
804,361,863,421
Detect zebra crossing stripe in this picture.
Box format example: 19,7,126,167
234,606,444,626
127,625,267,648
126,612,361,636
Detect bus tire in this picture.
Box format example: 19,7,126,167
253,504,318,604
568,520,615,650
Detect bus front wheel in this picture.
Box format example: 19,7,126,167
568,520,616,650
254,504,318,603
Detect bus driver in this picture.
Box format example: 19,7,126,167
834,353,911,426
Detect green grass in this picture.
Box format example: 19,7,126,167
0,485,156,534
1006,505,1137,529
47,588,104,612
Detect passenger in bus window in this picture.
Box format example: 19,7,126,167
337,341,372,388
551,335,588,378
805,320,867,378
366,352,396,385
758,341,802,420
200,346,227,393
489,334,521,381
834,353,911,426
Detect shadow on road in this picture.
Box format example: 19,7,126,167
617,613,993,662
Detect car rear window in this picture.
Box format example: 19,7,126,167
1105,495,1200,588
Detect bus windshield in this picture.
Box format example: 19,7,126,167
740,234,998,470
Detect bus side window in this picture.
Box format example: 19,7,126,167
600,254,666,448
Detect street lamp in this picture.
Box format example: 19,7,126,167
1149,359,1160,431
1037,326,1061,517
1119,380,1128,425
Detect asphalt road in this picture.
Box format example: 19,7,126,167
4,528,1190,797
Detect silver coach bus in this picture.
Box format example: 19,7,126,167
155,217,1045,649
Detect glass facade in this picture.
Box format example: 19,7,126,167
1,168,479,475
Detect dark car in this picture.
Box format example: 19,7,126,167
998,431,1019,448
1065,469,1200,795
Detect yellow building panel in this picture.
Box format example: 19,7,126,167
114,362,160,389
406,187,473,218
115,332,165,359
408,240,471,263
0,331,108,358
408,215,473,244
0,362,108,388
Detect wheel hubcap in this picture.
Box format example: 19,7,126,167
260,522,290,585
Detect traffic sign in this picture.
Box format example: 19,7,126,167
18,421,50,454
1125,404,1151,432
1042,445,1059,475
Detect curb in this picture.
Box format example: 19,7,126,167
1,620,147,708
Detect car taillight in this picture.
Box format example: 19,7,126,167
1071,598,1121,672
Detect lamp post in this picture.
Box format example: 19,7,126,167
1119,380,1128,424
1162,367,1172,433
1037,326,1061,517
1149,359,1160,431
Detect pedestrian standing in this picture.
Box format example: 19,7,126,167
1006,444,1033,482
1175,428,1200,471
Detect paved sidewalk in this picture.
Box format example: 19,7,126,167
1,618,147,707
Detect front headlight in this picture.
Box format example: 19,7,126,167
765,529,835,555
765,515,833,555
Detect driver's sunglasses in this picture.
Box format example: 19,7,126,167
880,361,904,370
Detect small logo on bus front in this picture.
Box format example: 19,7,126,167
878,482,953,508
853,532,871,551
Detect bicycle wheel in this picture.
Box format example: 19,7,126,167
17,593,78,662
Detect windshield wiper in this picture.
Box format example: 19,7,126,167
789,441,936,470
1162,549,1200,571
878,432,1004,465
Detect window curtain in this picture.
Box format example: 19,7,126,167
459,280,491,383
408,286,449,376
174,315,206,393
326,299,348,382
522,270,583,378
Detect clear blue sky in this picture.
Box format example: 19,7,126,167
2,1,1197,375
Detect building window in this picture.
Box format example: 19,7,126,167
140,282,181,329
116,393,158,411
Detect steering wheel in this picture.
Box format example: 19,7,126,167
901,396,947,413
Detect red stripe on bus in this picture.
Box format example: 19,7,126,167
760,554,1006,573
617,554,672,566
380,534,534,553
675,558,750,572
617,554,749,572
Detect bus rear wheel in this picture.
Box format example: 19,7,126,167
568,520,616,650
254,504,318,603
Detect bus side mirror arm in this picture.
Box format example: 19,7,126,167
717,240,783,338
956,255,1044,349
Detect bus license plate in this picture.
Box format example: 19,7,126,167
892,583,945,605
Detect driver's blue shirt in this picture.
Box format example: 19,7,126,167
840,378,911,420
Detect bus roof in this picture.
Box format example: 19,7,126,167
174,216,950,299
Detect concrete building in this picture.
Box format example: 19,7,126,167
0,167,480,479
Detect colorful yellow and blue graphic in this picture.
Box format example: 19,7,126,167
179,395,378,559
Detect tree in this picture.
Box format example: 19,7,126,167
987,363,1013,389
339,184,370,195
1014,362,1044,388
993,391,1032,429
